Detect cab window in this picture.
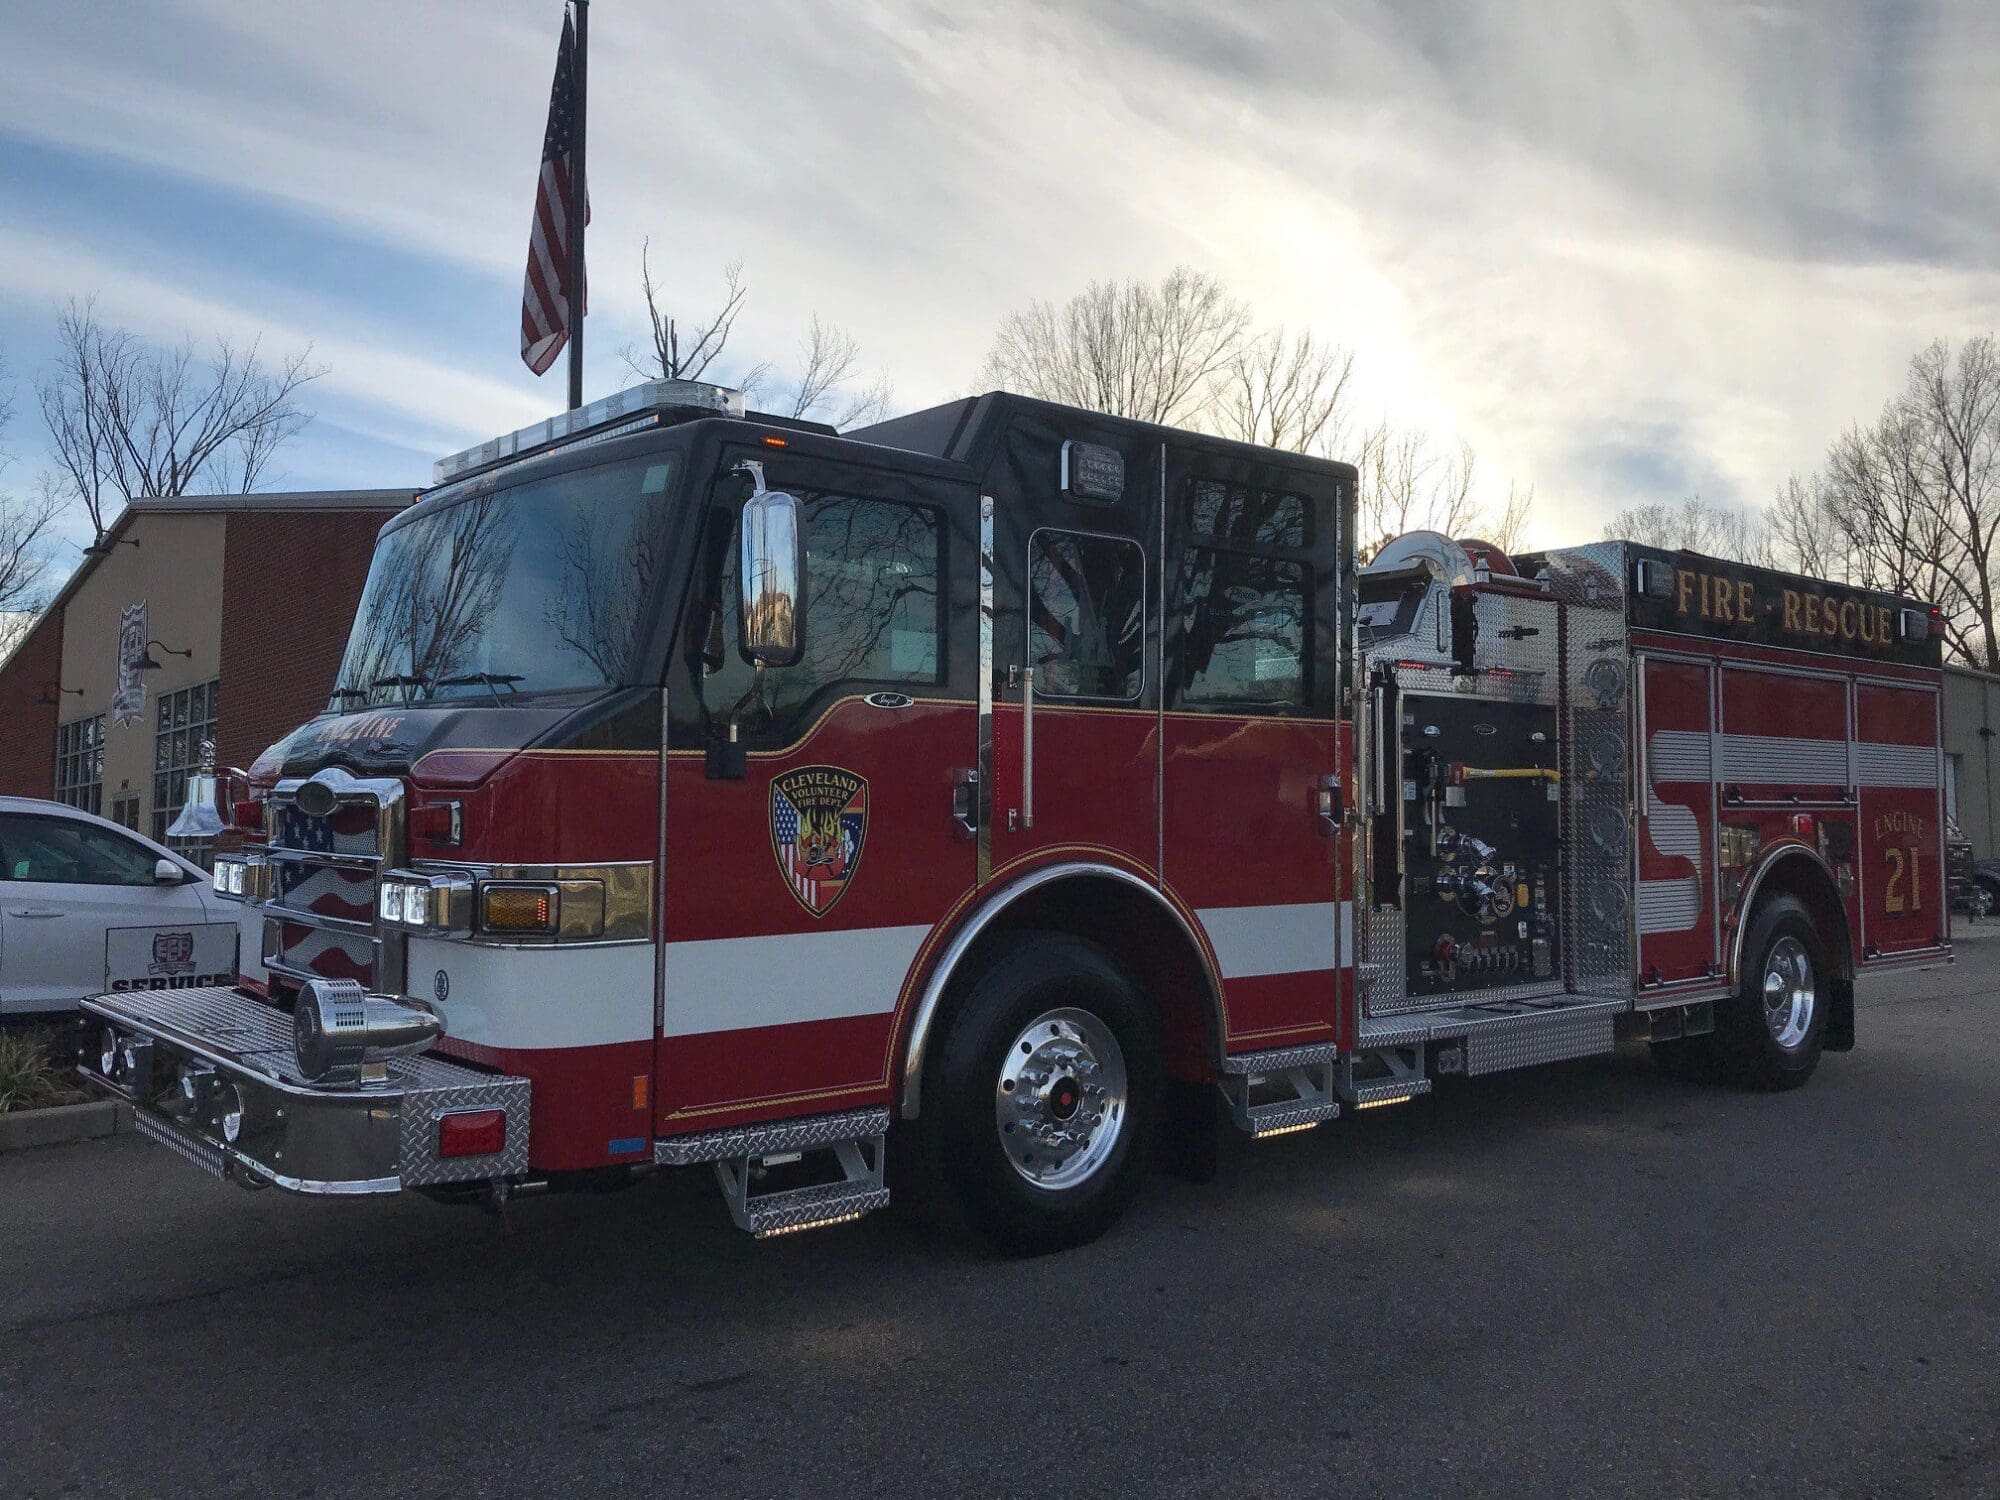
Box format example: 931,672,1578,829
701,491,943,733
1028,530,1145,700
0,814,164,886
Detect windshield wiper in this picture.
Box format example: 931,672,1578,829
434,672,524,707
368,672,432,705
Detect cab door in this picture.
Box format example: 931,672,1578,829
987,416,1160,876
657,448,981,1131
1159,452,1348,1050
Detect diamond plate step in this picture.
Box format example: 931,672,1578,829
1240,1098,1340,1139
1345,1074,1433,1107
1221,1041,1339,1076
655,1106,889,1166
738,1178,892,1239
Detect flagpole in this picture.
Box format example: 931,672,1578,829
566,0,588,411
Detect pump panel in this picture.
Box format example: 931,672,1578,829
1400,696,1562,998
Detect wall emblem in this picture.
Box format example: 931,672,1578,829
770,765,867,917
112,601,148,726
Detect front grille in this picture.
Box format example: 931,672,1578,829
262,784,401,989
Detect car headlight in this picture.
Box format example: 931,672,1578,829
377,872,473,934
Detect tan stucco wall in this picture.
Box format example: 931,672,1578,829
57,511,225,827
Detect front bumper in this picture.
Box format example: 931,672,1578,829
79,986,529,1195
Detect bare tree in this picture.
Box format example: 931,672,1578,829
1488,481,1535,555
1603,494,1774,566
977,267,1250,426
625,246,759,388
37,299,322,543
1356,427,1486,557
626,250,892,428
1215,328,1357,455
1766,338,2000,668
0,354,62,640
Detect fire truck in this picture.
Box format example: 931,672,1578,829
78,380,1951,1252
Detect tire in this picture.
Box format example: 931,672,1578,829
1712,895,1829,1091
911,931,1162,1256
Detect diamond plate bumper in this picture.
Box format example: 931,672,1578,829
79,985,528,1195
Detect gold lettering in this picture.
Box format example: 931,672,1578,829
1858,603,1878,644
1713,578,1733,622
1784,589,1802,632
1803,595,1820,634
1676,570,1695,616
1878,605,1892,644
1823,599,1840,636
1839,599,1859,640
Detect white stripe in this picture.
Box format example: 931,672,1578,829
1855,742,1937,789
1638,876,1703,934
418,937,652,1050
1719,733,1848,783
1197,901,1341,979
661,924,929,1038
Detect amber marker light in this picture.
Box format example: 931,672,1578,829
761,434,789,448
480,883,558,935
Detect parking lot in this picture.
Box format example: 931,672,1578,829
3,937,1996,1499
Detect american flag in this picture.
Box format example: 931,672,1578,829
520,7,588,376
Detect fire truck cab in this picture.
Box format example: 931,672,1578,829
79,380,1950,1252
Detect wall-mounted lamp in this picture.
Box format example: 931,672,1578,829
81,535,140,559
37,682,84,707
136,639,193,672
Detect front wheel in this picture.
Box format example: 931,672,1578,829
913,932,1162,1256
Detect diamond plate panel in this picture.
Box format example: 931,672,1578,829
1220,1041,1340,1075
655,1106,890,1166
131,1107,227,1178
1463,1011,1615,1075
396,1074,532,1186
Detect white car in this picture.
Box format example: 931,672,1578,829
0,796,238,1015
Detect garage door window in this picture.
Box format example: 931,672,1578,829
0,814,160,886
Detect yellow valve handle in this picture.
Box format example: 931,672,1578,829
1453,766,1562,783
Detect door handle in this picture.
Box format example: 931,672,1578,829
1020,666,1035,831
7,908,63,919
1316,774,1344,837
951,767,980,839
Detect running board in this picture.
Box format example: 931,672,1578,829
1219,1042,1340,1138
655,1106,890,1238
1360,996,1623,1076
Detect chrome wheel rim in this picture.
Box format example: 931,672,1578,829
1761,936,1816,1050
995,1007,1128,1190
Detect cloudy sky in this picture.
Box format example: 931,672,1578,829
2,0,1997,576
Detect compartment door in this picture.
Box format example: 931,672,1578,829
1855,679,1945,955
1638,657,1718,985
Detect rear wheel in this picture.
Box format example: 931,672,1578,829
913,932,1161,1255
1714,895,1828,1091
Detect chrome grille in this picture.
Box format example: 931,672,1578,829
260,771,406,991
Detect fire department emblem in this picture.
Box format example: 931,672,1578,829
770,765,867,917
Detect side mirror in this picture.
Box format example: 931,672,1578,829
154,857,183,884
739,489,805,668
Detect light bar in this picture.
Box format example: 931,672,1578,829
433,379,746,486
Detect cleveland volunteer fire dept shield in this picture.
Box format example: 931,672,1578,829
770,766,868,916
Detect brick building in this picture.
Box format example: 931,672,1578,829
0,490,411,861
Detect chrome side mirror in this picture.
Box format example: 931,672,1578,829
739,483,804,668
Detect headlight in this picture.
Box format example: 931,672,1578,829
213,857,244,899
376,871,473,934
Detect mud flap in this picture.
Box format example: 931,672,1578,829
1826,975,1855,1052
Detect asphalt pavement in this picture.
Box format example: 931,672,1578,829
3,936,1997,1498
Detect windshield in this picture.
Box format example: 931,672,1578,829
330,453,678,709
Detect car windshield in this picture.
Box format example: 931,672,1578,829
330,453,678,709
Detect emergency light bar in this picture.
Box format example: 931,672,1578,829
433,379,747,486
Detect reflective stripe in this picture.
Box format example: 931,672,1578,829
661,923,930,1038
1197,901,1342,979
1637,876,1703,935
418,936,654,1050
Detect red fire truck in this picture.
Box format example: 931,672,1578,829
79,380,1951,1252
